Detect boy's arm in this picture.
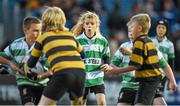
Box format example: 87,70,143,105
37,69,53,80
0,56,24,75
75,39,85,59
163,64,177,92
27,41,42,68
101,64,137,75
111,65,137,75
159,53,177,92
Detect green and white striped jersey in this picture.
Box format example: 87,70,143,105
0,37,49,86
76,32,110,87
111,41,167,90
151,37,175,61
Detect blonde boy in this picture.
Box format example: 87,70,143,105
26,7,85,105
101,13,162,105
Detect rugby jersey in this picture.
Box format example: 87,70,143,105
151,36,175,61
0,37,49,86
76,32,111,87
111,41,167,90
28,31,85,73
129,35,161,80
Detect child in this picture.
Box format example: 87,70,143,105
72,11,111,106
26,7,85,105
111,32,177,105
151,19,175,98
101,13,162,105
152,19,175,69
0,16,48,105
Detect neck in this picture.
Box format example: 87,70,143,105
157,35,165,42
25,39,33,48
85,32,95,39
134,33,146,39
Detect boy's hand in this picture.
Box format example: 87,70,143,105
27,72,38,81
101,64,119,76
101,64,112,72
167,80,177,92
9,62,25,75
120,47,131,55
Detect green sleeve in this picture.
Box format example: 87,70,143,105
111,56,122,66
159,58,167,69
0,52,12,60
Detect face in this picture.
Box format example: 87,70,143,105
128,31,134,41
127,21,141,39
83,17,97,37
156,24,167,38
24,23,42,46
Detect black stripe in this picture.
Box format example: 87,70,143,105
134,36,152,44
138,63,160,71
139,37,152,44
42,36,75,46
34,41,42,50
27,56,39,68
148,49,157,56
133,48,144,57
129,61,142,69
53,68,85,74
46,46,76,57
75,40,79,47
133,48,157,57
50,56,81,66
80,51,85,59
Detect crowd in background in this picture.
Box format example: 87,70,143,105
0,0,180,70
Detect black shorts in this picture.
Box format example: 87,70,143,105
83,84,105,99
155,84,164,98
118,88,137,104
18,85,44,105
43,69,85,101
155,77,168,98
135,77,161,105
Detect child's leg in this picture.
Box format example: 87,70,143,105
38,95,57,105
153,97,167,105
96,93,106,106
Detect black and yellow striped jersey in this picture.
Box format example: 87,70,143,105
129,35,161,80
27,31,85,73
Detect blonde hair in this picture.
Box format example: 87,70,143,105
71,11,100,36
127,13,151,34
42,6,68,32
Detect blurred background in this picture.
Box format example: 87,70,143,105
0,0,180,105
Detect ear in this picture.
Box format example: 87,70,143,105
23,27,27,33
138,25,143,32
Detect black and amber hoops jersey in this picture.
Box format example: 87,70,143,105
28,31,85,73
129,35,161,80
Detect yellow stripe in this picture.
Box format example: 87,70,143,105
31,48,41,57
134,41,144,50
48,51,80,63
130,53,143,65
145,42,156,50
52,61,85,73
77,44,83,53
145,55,159,64
43,40,76,53
135,68,161,78
36,31,74,46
